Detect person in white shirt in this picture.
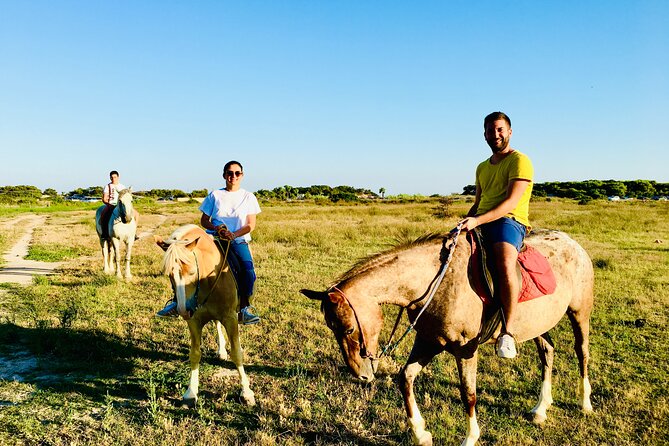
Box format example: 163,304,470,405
157,161,262,325
100,170,139,239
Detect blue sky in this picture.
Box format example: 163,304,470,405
1,1,667,195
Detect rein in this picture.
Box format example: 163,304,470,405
378,223,464,358
330,223,463,361
176,240,231,314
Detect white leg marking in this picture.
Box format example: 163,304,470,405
216,322,228,360
409,399,432,445
461,411,480,446
237,365,255,406
531,379,553,423
183,367,199,401
580,377,593,412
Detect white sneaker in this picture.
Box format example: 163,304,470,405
496,333,517,359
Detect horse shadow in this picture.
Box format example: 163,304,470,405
0,323,182,404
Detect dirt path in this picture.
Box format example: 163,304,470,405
0,215,61,285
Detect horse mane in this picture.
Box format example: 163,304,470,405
160,224,200,274
118,188,132,199
334,232,449,285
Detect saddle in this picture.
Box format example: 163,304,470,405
466,227,557,343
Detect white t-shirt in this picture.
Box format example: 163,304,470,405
199,188,261,243
104,182,126,205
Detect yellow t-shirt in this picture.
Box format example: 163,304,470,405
475,150,534,228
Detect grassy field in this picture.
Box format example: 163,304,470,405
0,199,667,445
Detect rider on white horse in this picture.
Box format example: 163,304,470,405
101,170,140,239
100,171,126,239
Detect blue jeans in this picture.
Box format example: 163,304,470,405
480,217,527,252
227,242,256,304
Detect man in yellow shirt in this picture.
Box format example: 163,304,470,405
460,112,534,359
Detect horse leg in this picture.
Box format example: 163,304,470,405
399,340,443,446
568,310,593,412
124,238,134,280
100,238,111,274
530,333,554,424
182,321,203,408
455,350,480,446
222,317,255,406
112,238,122,278
215,321,228,361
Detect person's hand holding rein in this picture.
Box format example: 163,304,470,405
459,216,479,232
216,225,235,241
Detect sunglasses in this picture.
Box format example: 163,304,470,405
225,170,243,177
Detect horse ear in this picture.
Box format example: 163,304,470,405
300,289,327,301
185,237,199,251
154,236,169,251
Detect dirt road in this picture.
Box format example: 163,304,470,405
0,215,61,285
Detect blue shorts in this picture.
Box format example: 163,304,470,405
480,217,527,252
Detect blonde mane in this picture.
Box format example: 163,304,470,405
161,224,199,274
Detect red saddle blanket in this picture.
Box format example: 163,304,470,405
467,230,557,306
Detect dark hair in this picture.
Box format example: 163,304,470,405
484,112,511,129
223,160,243,173
109,170,119,177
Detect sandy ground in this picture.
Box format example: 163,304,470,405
0,215,61,285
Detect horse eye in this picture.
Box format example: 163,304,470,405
344,327,354,336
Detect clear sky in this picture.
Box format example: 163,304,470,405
1,1,667,195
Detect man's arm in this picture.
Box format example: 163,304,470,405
466,184,482,217
460,179,530,231
102,184,111,205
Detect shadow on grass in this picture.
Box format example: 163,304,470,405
0,323,182,403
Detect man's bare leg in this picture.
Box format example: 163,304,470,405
493,241,520,358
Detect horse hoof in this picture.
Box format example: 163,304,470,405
532,412,547,425
581,402,593,413
240,391,256,406
414,431,432,446
181,397,197,409
218,351,228,361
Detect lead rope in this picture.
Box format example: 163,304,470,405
379,223,463,358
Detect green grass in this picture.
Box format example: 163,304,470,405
0,199,667,445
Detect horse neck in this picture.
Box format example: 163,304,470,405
341,240,445,309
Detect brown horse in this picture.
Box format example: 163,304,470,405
156,224,255,407
301,229,593,446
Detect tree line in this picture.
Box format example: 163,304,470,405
462,179,668,200
1,180,667,205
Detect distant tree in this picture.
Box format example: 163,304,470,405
379,187,386,199
190,189,208,198
331,191,358,202
624,180,655,198
43,188,58,196
462,184,476,195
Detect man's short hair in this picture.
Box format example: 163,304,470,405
109,170,119,177
223,160,243,173
484,112,511,129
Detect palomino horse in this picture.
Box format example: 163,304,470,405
95,188,137,279
155,224,255,407
301,229,593,446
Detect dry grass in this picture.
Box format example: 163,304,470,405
0,198,667,445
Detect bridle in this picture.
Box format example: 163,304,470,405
329,285,376,360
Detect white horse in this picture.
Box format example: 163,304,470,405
95,188,137,279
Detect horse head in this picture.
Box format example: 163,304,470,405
156,233,201,320
301,286,380,382
117,188,134,224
